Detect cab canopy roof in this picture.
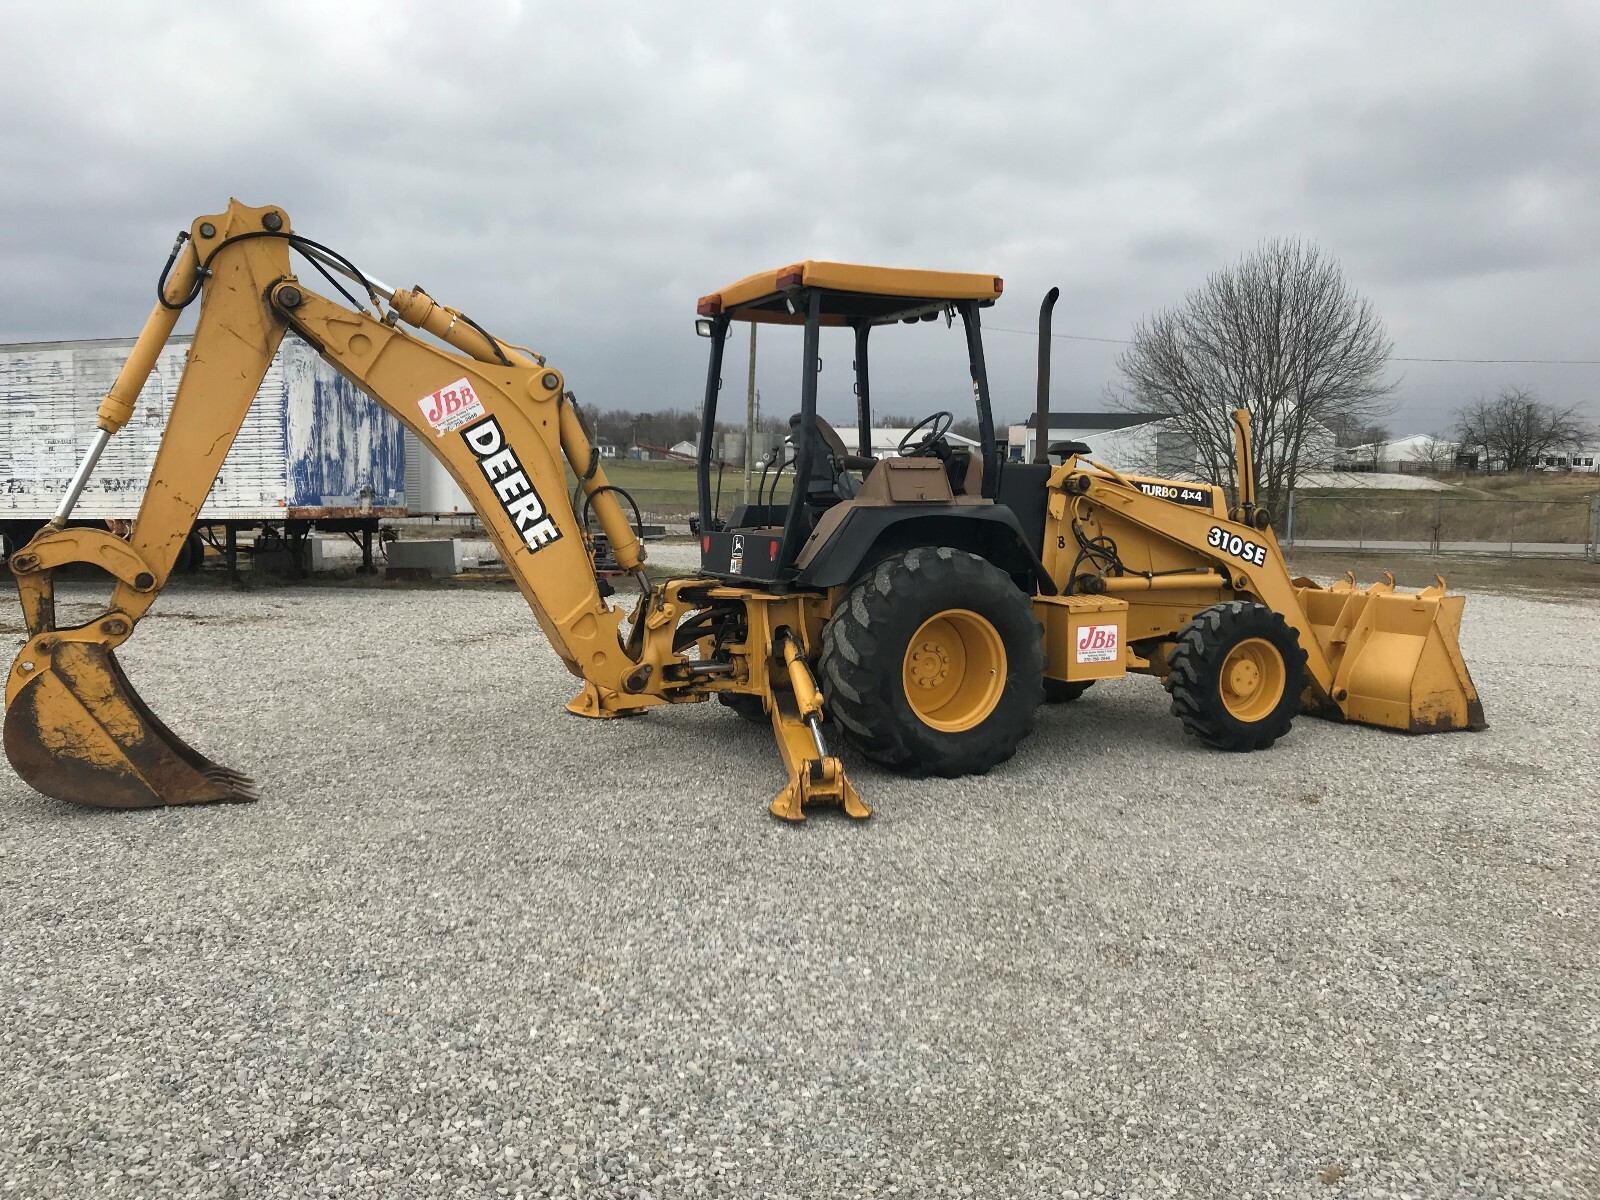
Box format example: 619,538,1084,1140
698,261,1002,327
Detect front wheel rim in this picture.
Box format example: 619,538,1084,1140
1219,636,1286,723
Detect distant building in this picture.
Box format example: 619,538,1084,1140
1352,436,1600,474
1021,409,1335,479
1338,434,1455,474
1534,446,1600,473
866,427,979,459
763,425,981,464
1019,411,1158,465
594,437,617,460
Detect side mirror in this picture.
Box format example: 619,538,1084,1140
695,318,714,338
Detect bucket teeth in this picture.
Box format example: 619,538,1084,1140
202,766,258,803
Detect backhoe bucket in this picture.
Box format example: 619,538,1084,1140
4,639,255,809
1294,575,1487,734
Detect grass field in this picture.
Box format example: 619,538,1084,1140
572,458,787,518
583,456,1599,542
1287,547,1600,599
1432,472,1600,502
1291,483,1596,545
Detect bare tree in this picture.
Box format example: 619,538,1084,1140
1454,387,1589,472
1329,419,1392,449
1115,239,1394,513
1414,432,1457,474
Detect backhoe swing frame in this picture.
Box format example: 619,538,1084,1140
4,200,863,819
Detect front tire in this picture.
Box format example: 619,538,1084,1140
1165,601,1307,751
819,547,1045,777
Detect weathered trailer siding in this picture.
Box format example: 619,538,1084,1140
281,341,404,513
0,335,404,521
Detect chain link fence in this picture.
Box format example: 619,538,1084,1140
1285,491,1600,560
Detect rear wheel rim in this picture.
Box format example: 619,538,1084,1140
902,608,1007,732
1219,637,1286,723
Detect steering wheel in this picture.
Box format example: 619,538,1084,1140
898,410,954,457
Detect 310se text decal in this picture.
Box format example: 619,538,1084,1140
1207,526,1267,567
461,417,562,552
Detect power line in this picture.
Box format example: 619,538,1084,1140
985,324,1600,365
987,325,1132,346
1386,354,1600,365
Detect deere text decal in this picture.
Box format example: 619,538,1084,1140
461,418,562,551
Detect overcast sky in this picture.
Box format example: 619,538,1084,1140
4,1,1597,436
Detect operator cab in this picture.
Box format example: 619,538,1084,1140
692,262,1053,588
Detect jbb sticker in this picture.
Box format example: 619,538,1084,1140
1076,623,1119,664
418,377,487,437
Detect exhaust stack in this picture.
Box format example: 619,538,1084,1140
1034,287,1059,464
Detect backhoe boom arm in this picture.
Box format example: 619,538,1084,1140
3,199,761,811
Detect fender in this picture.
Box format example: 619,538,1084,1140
794,504,1056,593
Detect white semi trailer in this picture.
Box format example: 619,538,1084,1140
0,335,408,572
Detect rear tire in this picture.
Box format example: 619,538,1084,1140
1043,679,1095,704
820,546,1044,777
1165,601,1307,751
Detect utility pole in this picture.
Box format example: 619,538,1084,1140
744,324,758,502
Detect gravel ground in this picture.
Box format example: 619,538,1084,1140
1,579,1596,1199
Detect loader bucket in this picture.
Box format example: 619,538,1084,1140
4,639,255,809
1293,575,1487,734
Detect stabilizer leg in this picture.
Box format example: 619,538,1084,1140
766,631,869,822
767,692,868,822
566,681,629,719
565,680,663,719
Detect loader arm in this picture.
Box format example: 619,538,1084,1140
1047,468,1339,698
3,199,744,810
1042,411,1484,735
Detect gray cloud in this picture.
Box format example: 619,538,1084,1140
3,0,1596,436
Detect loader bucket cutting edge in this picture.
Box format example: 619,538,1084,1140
1294,579,1487,735
4,641,255,809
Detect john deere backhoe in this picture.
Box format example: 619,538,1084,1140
4,200,1485,820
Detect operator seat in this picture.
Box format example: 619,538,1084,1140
789,413,862,504
945,446,983,496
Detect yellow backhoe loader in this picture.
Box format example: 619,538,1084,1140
3,200,1485,820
